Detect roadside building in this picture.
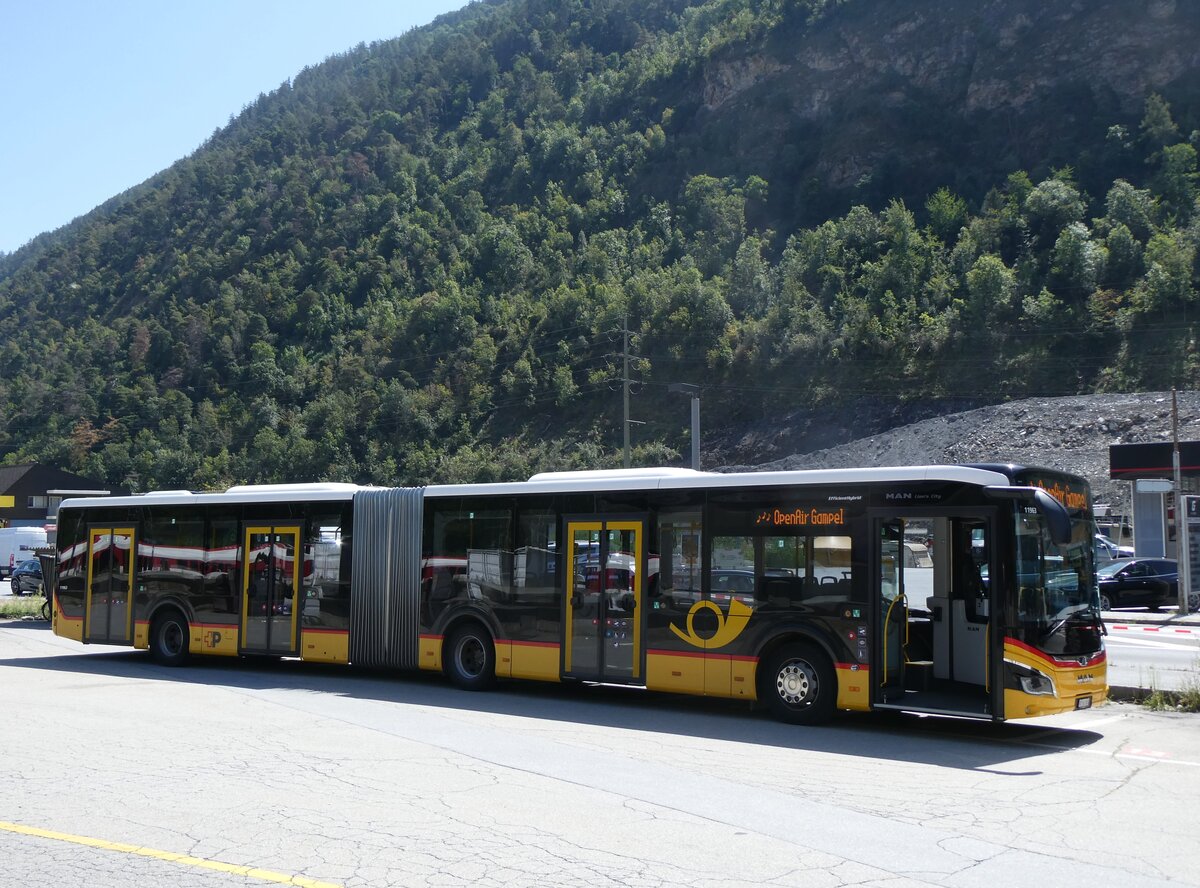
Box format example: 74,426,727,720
1109,441,1200,559
0,464,118,533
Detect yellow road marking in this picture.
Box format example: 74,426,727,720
0,821,341,887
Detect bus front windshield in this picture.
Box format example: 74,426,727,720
1013,509,1102,657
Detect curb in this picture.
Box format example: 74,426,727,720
1107,623,1200,636
1109,685,1148,702
1102,610,1200,627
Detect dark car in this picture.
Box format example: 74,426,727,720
10,558,43,596
1096,557,1177,611
711,569,756,598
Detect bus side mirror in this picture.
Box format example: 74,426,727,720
984,486,1073,545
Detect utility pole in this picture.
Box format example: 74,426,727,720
1174,389,1191,615
669,383,701,470
617,315,644,469
622,316,631,469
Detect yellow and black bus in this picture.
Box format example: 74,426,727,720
49,464,1106,724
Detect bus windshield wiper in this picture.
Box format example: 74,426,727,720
1043,604,1094,638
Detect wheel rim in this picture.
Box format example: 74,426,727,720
161,621,185,656
457,635,485,677
1100,594,1112,611
775,658,818,707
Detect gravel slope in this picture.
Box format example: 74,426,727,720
725,392,1200,514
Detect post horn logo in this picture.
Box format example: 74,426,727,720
670,598,753,649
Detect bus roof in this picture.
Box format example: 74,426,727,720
426,464,1013,497
59,482,380,511
56,464,1022,511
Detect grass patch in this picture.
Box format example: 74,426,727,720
0,596,46,619
1141,672,1200,713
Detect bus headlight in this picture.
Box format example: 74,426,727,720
1019,672,1056,696
1007,660,1058,697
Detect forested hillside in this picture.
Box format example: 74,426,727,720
1,0,1199,490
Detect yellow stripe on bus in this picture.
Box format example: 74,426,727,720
0,821,341,888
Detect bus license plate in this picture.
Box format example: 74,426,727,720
1075,696,1092,710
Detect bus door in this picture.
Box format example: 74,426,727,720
873,513,997,718
935,518,992,689
564,518,645,684
877,520,906,701
85,526,135,644
240,525,302,655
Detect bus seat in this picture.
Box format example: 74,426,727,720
761,576,806,606
429,570,455,602
1019,586,1046,622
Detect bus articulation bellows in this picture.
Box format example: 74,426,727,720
49,464,1106,724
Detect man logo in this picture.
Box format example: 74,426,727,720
670,599,752,649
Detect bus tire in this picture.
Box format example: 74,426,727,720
760,642,835,725
444,623,496,691
149,609,190,667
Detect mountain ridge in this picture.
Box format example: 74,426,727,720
0,0,1198,490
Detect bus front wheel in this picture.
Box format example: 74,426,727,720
444,623,496,691
760,643,835,725
149,609,190,667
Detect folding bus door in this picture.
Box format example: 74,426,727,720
241,525,302,655
85,527,135,645
564,518,645,683
877,519,906,701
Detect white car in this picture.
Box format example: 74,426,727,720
1095,533,1134,561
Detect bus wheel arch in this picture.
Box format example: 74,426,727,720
149,606,191,666
757,635,836,725
443,619,497,691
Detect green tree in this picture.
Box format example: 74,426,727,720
1140,94,1180,153
1155,143,1198,222
965,254,1016,325
1102,179,1156,241
680,175,745,276
1050,222,1103,299
925,187,968,244
1025,177,1086,246
1133,229,1196,313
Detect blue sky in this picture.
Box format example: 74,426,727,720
0,0,467,254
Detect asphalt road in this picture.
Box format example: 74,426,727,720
2,621,1200,888
1105,620,1200,691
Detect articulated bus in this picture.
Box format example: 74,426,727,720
49,464,1106,724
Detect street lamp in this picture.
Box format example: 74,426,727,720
668,383,701,470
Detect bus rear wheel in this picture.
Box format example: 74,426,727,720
761,643,835,725
444,623,496,691
150,609,190,666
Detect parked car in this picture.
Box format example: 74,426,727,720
0,526,48,578
1095,533,1135,562
1096,557,1177,610
10,558,43,596
710,569,756,600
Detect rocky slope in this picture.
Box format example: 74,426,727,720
724,392,1200,515
698,0,1200,215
